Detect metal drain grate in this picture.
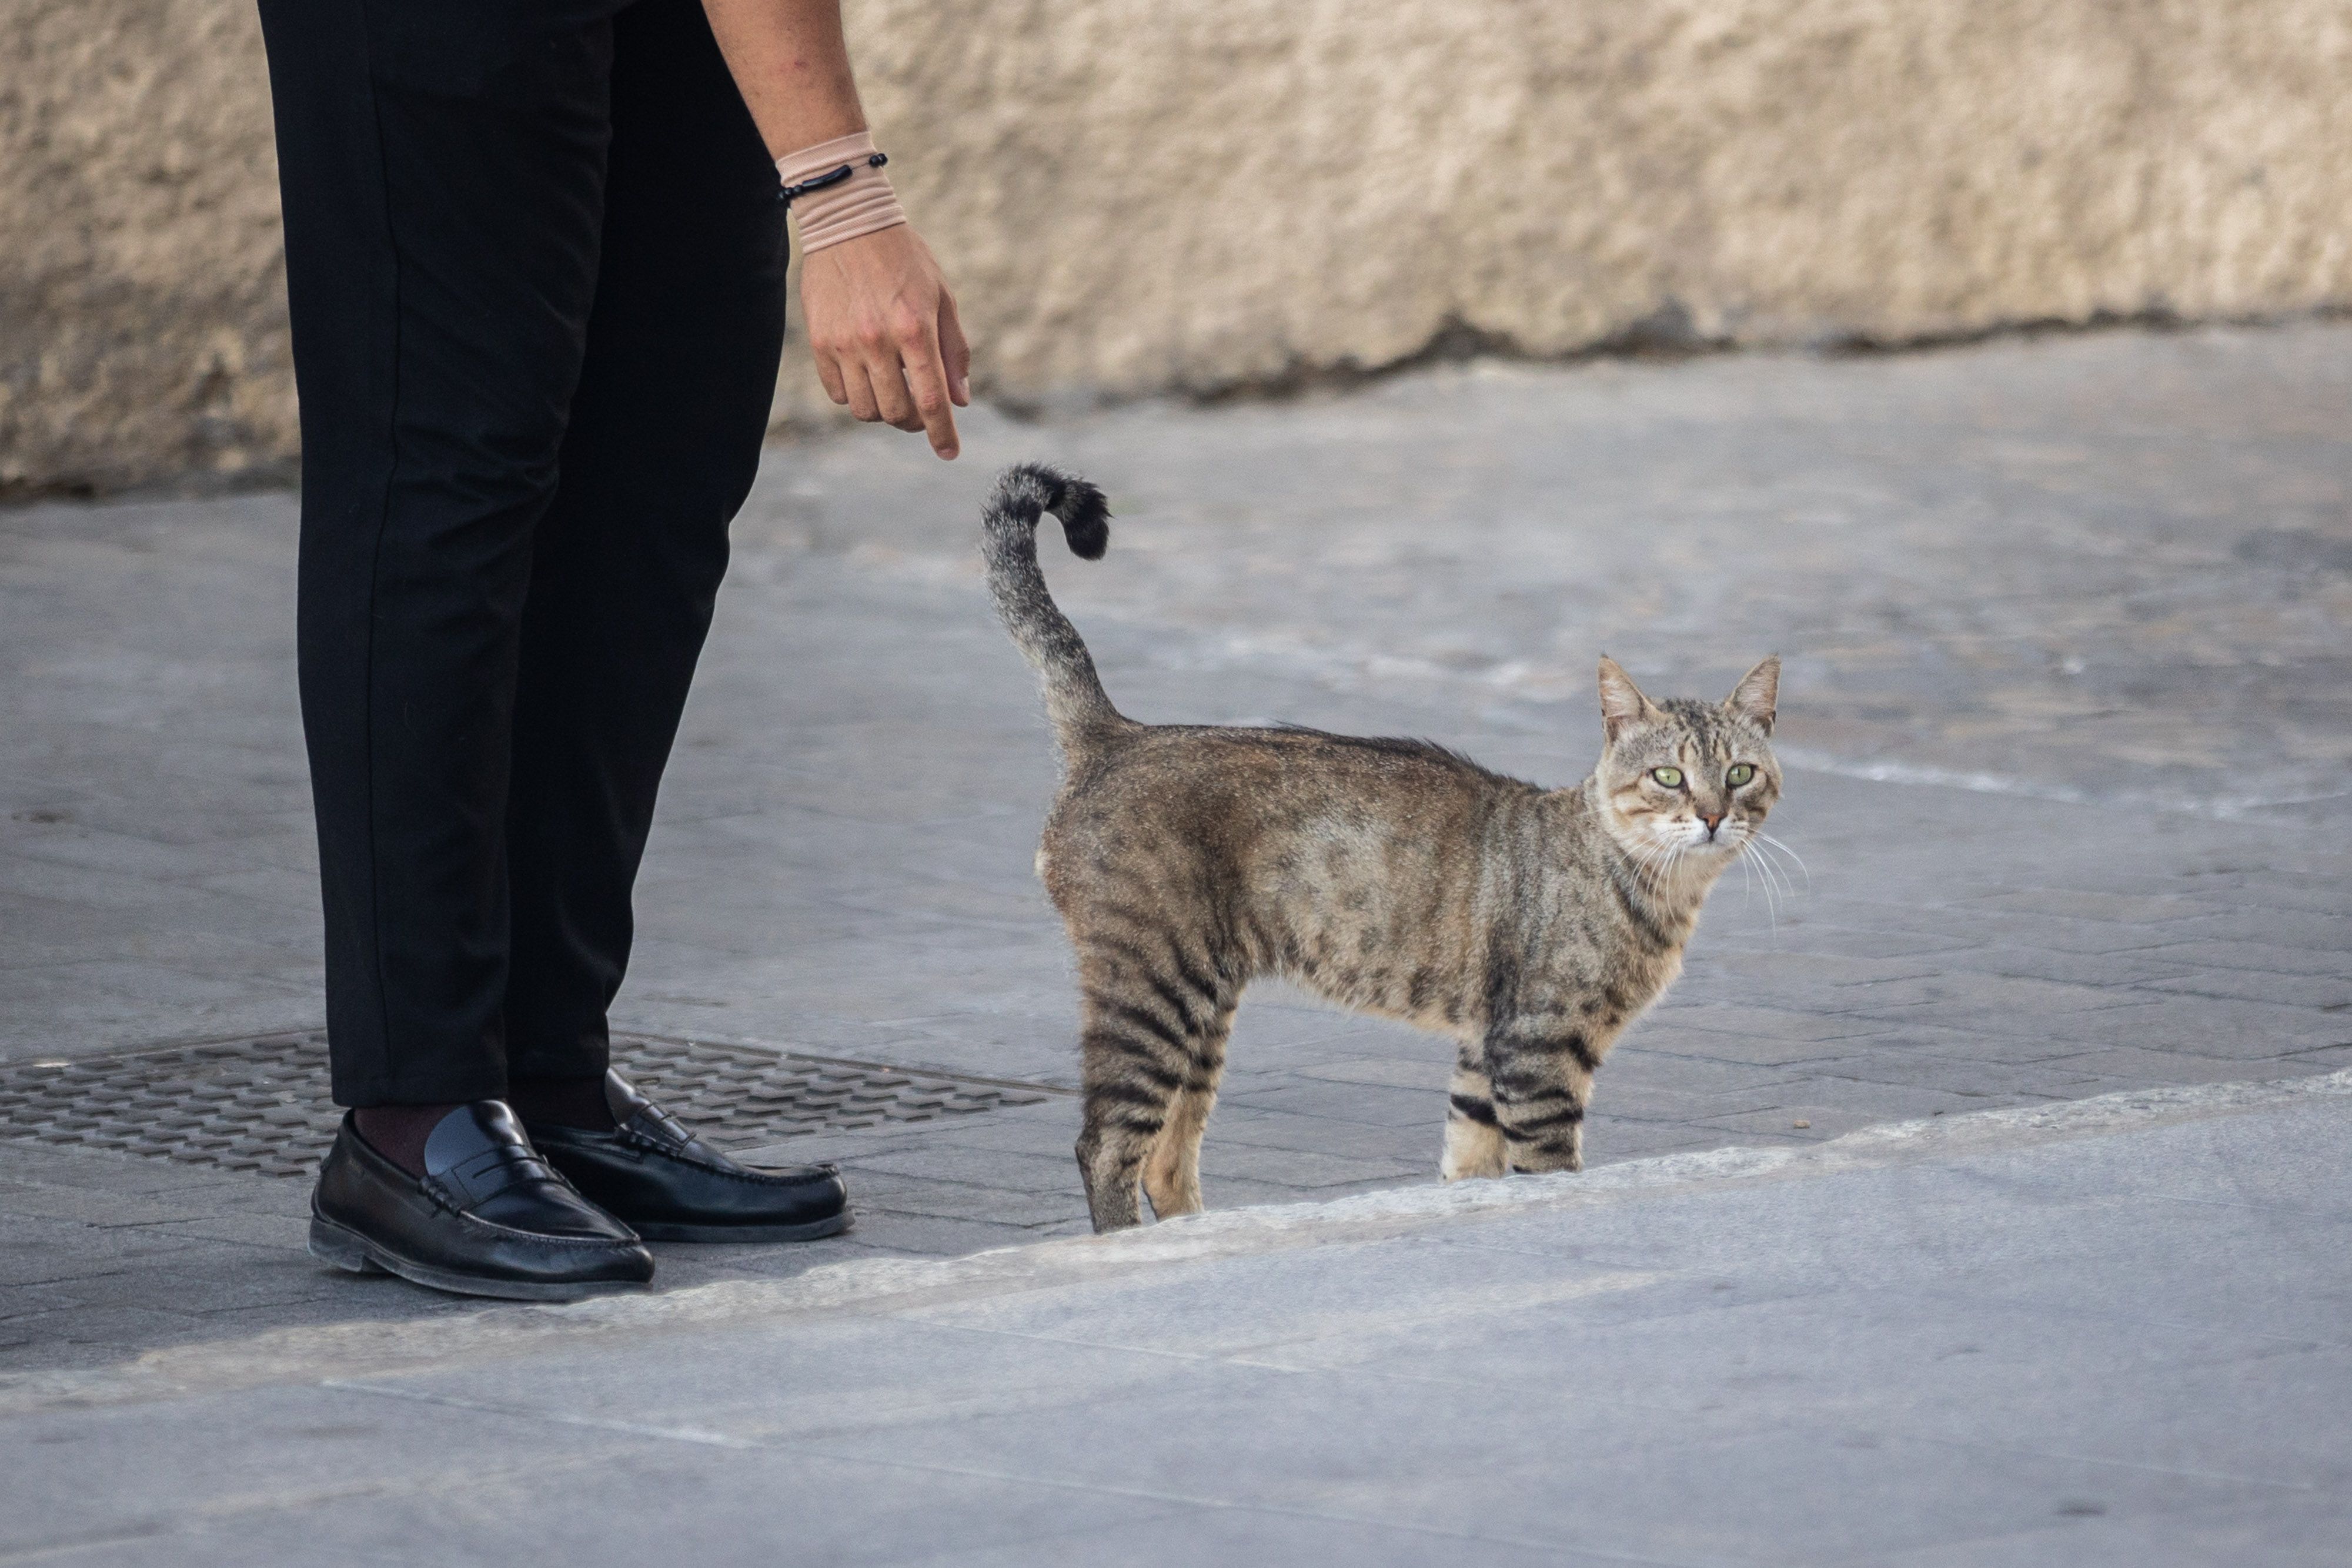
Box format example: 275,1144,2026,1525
0,1030,1057,1179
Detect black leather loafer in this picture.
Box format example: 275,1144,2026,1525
309,1102,654,1301
526,1071,851,1243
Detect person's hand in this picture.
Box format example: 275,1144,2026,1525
798,225,970,459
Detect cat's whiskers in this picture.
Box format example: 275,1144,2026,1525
1753,831,1812,891
1735,835,1782,931
1716,823,1788,928
1749,837,1795,914
1622,835,1692,903
1632,831,1739,915
1739,831,1800,913
1735,845,1756,911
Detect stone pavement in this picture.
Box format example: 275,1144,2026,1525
9,1072,2352,1566
2,324,2349,1380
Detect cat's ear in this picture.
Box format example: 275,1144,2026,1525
1597,656,1658,743
1725,655,1779,734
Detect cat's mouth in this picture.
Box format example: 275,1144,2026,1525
1668,823,1750,855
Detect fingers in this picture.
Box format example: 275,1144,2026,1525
838,359,881,424
898,305,962,458
842,305,908,432
814,346,850,409
797,234,967,459
849,303,958,456
825,339,916,434
812,329,885,423
938,290,971,407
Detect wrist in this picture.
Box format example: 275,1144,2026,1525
776,131,908,255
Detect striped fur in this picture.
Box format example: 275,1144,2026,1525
984,464,1785,1232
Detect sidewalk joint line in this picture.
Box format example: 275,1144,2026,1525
320,1378,759,1449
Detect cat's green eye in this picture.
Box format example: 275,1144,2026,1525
1651,767,1684,789
1726,763,1756,788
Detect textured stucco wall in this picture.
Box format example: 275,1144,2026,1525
2,1,295,495
6,0,2350,495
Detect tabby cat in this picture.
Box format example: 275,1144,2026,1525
983,464,1784,1232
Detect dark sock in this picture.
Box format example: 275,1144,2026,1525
509,1074,617,1131
352,1102,464,1178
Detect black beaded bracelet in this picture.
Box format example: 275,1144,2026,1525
777,152,888,208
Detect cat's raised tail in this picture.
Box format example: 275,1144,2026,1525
982,463,1124,747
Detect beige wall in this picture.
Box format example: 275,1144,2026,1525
6,0,2350,496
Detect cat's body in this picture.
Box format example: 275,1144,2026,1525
984,464,1783,1232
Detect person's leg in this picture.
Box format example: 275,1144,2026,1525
258,0,617,1115
475,0,847,1244
500,0,791,1101
262,0,666,1299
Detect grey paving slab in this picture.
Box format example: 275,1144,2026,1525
2136,939,2352,978
907,1511,1626,1568
5,1081,2346,1566
1867,1496,2352,1568
3,324,2350,1406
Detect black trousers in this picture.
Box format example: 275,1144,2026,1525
258,0,788,1106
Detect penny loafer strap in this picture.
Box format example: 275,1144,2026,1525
427,1143,566,1212
621,1102,709,1156
604,1071,720,1161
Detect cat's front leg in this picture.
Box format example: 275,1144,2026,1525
1489,1025,1593,1175
1440,1051,1508,1181
1506,1115,1583,1174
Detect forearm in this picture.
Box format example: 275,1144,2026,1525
700,0,971,460
700,0,866,159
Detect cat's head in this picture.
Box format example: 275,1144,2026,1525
1592,656,1782,865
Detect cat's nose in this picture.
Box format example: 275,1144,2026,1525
1699,812,1723,837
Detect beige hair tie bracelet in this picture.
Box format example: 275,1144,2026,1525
775,130,908,255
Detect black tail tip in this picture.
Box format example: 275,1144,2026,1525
1000,462,1110,560
1055,477,1110,561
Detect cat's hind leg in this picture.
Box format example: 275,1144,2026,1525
1073,938,1234,1232
1143,1004,1234,1219
1440,1044,1508,1181
1074,1040,1167,1231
